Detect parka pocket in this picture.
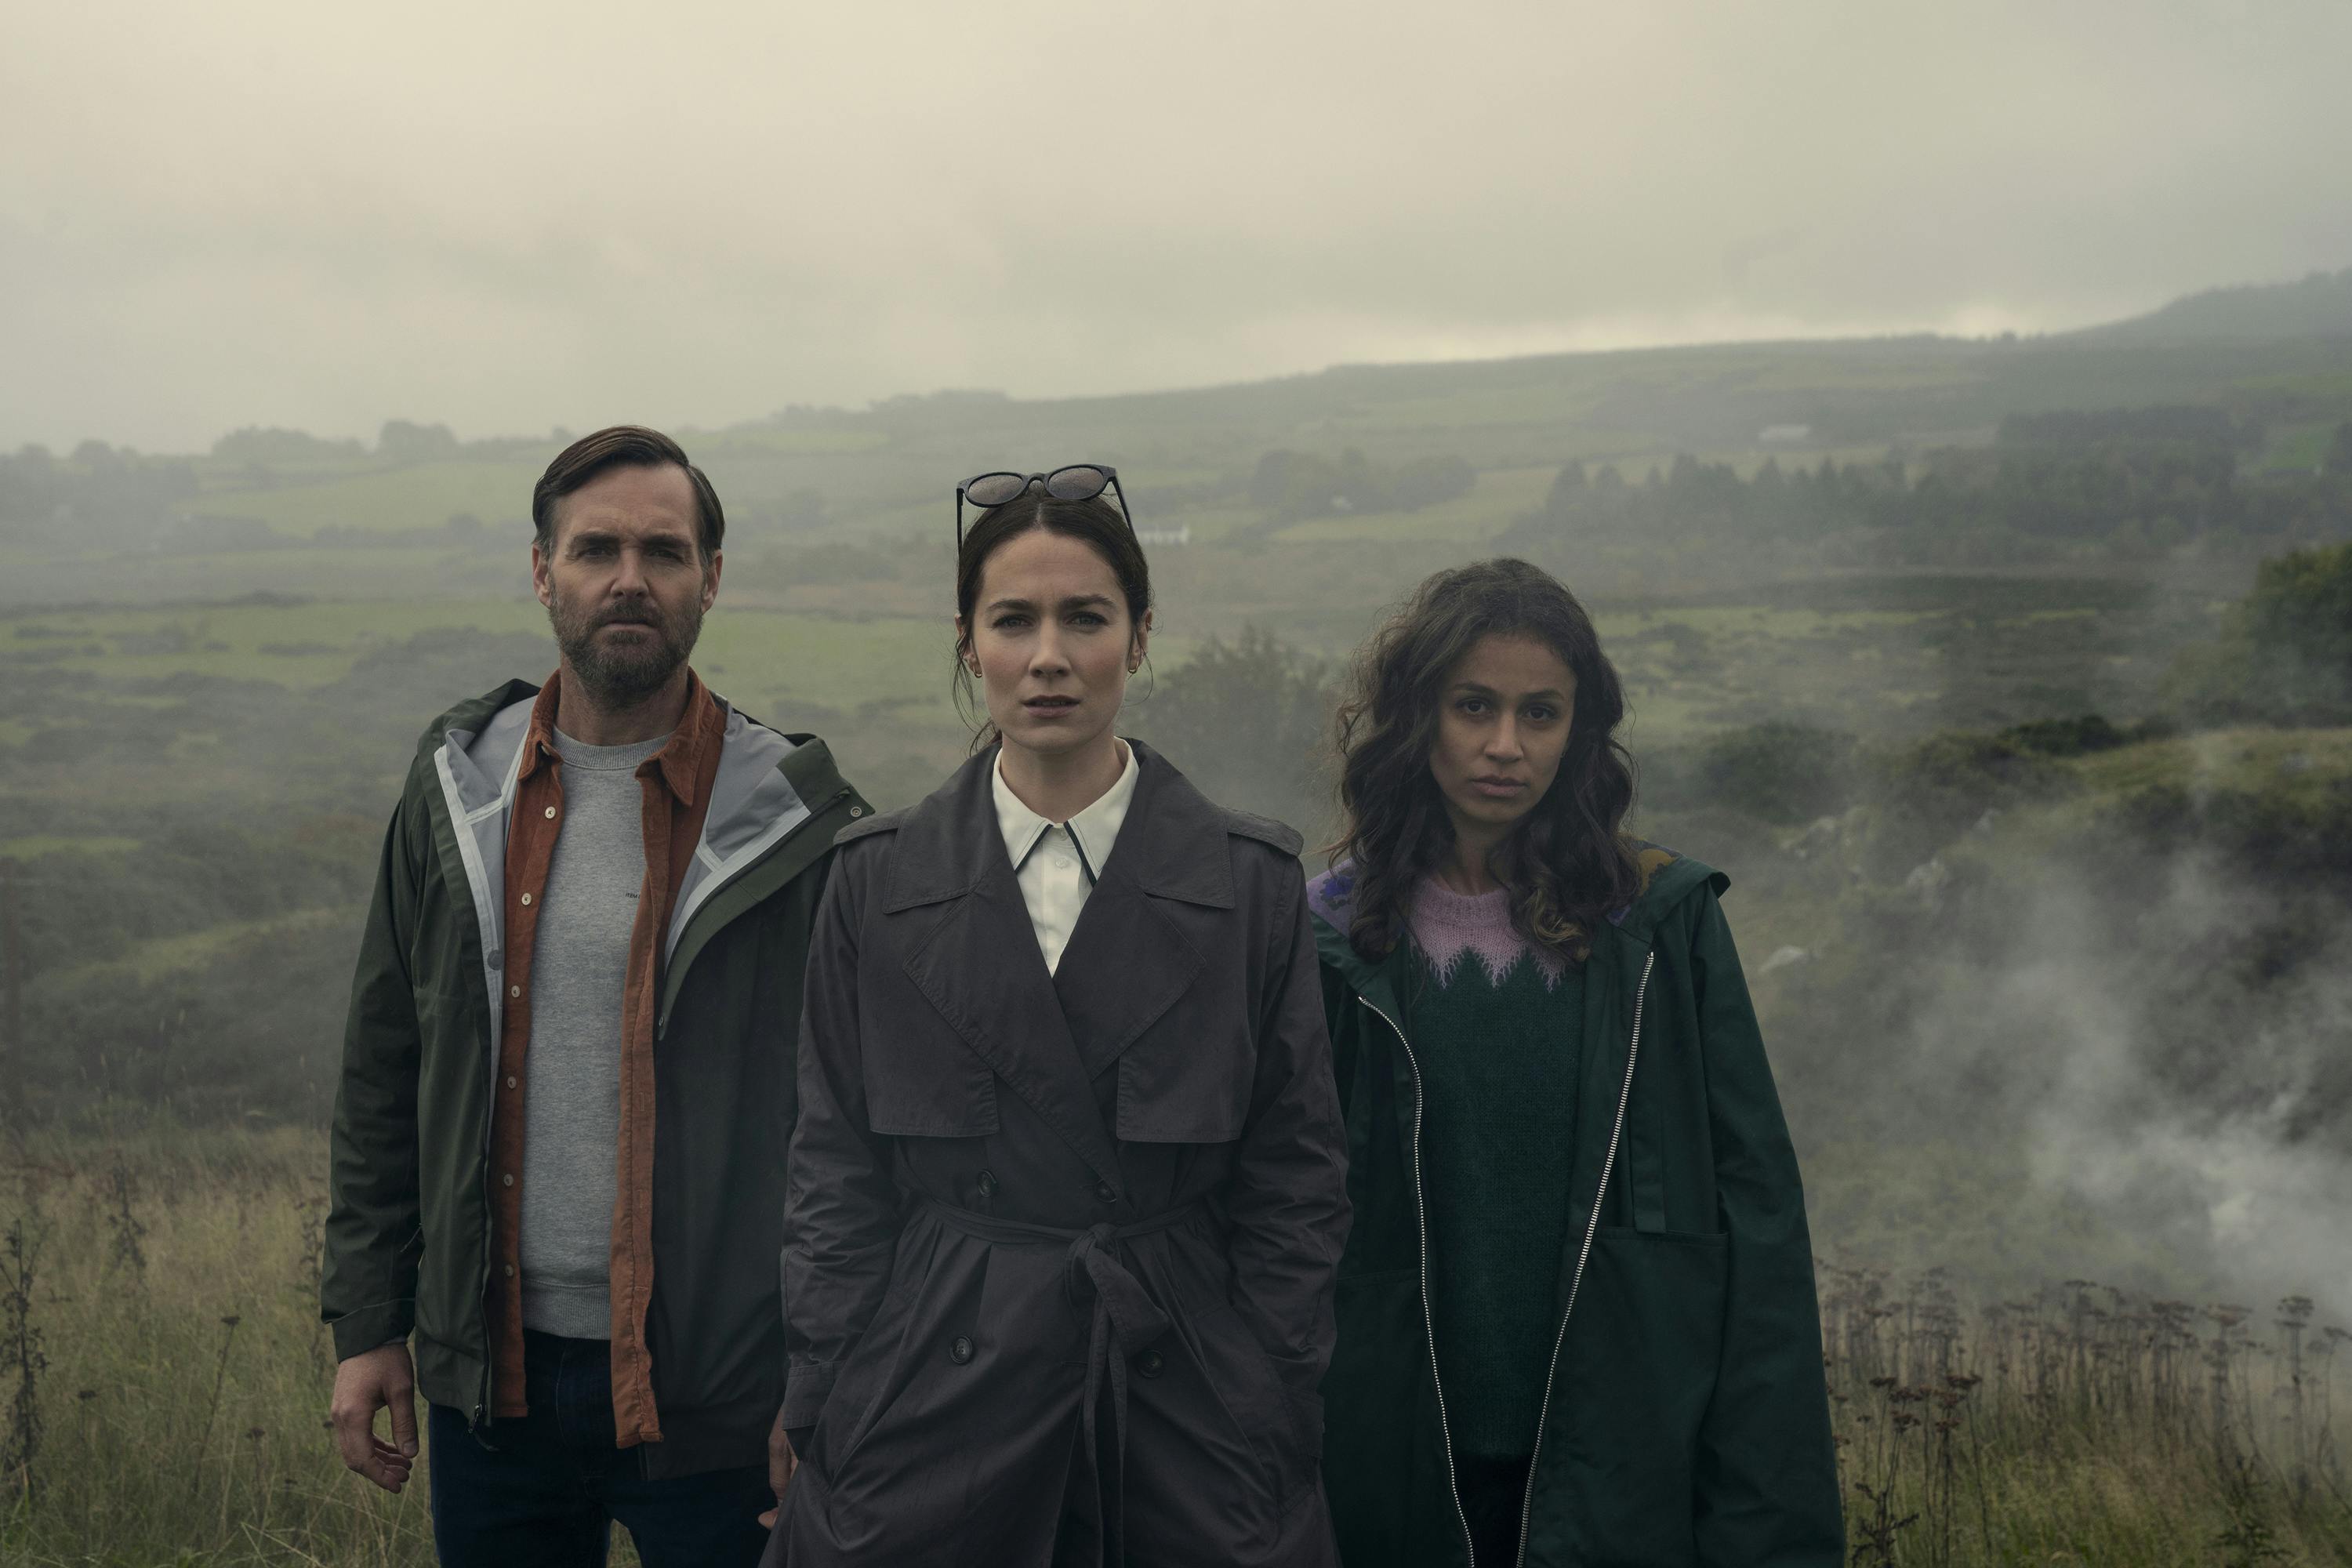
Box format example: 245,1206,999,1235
1542,1226,1729,1561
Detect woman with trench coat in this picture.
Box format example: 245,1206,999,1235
765,474,1350,1566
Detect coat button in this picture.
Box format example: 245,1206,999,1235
975,1169,997,1200
1137,1348,1164,1378
1095,1179,1117,1203
949,1335,975,1365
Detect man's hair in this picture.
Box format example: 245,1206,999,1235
531,425,726,561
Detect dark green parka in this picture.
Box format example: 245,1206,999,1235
1308,847,1842,1567
321,679,868,1476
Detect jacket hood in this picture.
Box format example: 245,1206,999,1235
416,677,853,964
1307,837,1726,994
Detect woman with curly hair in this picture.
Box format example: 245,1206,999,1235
1310,559,1841,1566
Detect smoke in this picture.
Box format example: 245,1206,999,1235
1804,807,2352,1316
2005,855,2352,1312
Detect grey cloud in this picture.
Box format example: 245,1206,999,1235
2,0,2349,449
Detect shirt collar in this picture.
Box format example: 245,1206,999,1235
517,667,724,807
992,738,1138,876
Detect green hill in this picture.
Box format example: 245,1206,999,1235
2078,265,2352,345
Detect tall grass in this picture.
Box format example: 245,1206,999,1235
1819,1261,2352,1566
2,1126,2345,1564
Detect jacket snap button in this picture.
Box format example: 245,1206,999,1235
949,1335,975,1365
976,1170,996,1199
1095,1179,1117,1203
1137,1348,1164,1378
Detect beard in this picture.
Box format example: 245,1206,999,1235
547,585,703,708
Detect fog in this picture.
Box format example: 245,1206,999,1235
1808,833,2352,1312
5,0,2352,451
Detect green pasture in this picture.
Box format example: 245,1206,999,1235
2250,420,2340,475
2,599,547,686
1267,463,1553,545
45,904,365,990
2066,725,2352,803
0,600,959,713
0,543,521,612
0,833,139,860
187,459,535,537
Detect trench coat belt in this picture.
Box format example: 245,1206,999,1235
915,1193,1208,1563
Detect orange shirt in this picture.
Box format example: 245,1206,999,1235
487,670,726,1445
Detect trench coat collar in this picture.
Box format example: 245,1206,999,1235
882,738,1233,912
884,739,1229,1196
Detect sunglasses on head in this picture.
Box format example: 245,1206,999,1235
955,463,1132,549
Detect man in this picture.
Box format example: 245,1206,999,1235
323,426,866,1566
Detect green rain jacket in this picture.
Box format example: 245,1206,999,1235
1308,846,1842,1567
321,679,869,1477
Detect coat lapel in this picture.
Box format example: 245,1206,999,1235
1048,743,1223,1081
887,750,1126,1189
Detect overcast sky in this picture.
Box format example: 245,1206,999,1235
5,0,2348,453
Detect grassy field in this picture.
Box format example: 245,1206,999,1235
187,463,539,539
1,599,960,714
0,1127,2342,1566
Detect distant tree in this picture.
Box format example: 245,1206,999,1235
2325,421,2352,478
211,427,365,464
377,419,459,463
1250,447,1472,520
1249,450,1308,510
1544,461,1586,517
1695,722,1858,825
2234,541,2352,718
0,446,57,522
1127,627,1338,843
1391,454,1475,512
2165,540,2352,724
1334,448,1390,513
779,488,829,528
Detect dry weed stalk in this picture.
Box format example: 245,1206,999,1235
103,1155,147,1278
0,1207,47,1504
1819,1260,2351,1562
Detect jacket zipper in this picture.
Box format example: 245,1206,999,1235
473,880,510,1425
655,785,855,1042
1357,996,1479,1566
1515,948,1655,1568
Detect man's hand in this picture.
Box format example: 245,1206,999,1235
759,1407,799,1529
330,1341,419,1493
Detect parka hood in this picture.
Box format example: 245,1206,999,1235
1306,838,1728,995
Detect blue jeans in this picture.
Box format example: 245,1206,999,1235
428,1330,771,1568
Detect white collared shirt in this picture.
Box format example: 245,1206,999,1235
992,739,1138,975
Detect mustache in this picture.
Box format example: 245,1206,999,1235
593,604,663,627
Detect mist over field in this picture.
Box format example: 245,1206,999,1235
6,288,2350,1308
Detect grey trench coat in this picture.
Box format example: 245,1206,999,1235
767,742,1350,1567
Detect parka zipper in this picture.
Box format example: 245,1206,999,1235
655,785,855,1042
1357,996,1479,1566
1515,948,1656,1568
466,786,854,1425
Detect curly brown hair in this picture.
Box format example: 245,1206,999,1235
1329,557,1639,964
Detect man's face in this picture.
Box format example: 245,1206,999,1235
532,463,720,708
